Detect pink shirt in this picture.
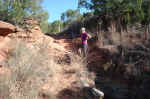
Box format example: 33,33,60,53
81,32,88,45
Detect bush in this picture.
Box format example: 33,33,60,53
66,54,95,88
0,40,58,99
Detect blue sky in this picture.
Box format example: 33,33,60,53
42,0,78,23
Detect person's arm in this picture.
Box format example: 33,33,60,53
87,34,92,40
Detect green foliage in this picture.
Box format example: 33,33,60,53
81,0,150,26
76,0,150,35
61,9,82,28
142,0,150,24
0,0,49,33
61,9,79,22
47,20,63,34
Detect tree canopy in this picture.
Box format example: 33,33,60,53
0,0,49,33
48,20,63,34
80,0,150,31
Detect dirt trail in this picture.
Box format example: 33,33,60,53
40,35,83,98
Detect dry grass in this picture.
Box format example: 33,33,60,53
65,53,95,88
0,39,61,99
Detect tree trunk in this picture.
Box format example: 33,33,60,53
120,30,122,45
97,23,103,47
145,23,150,43
147,24,150,39
111,20,116,33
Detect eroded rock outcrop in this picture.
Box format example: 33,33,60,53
0,19,47,62
0,19,74,63
0,21,16,62
0,21,16,36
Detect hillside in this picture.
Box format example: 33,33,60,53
0,20,150,99
0,19,95,99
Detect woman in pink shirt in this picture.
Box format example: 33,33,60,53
81,27,88,56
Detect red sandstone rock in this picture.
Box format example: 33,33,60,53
0,21,16,36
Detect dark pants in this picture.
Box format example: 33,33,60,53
83,44,88,56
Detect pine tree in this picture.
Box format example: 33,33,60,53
0,0,49,33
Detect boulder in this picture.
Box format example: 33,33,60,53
0,21,16,36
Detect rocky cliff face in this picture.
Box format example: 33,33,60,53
0,21,16,36
0,18,82,66
0,19,46,63
0,20,80,99
0,21,16,62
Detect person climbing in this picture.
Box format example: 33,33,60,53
80,27,89,56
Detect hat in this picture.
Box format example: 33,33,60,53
81,27,86,31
